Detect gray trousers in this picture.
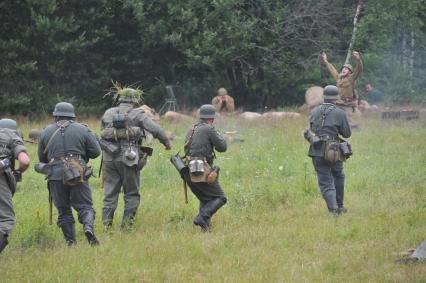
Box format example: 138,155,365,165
102,161,141,223
312,156,345,210
183,172,226,202
0,175,15,235
49,181,96,229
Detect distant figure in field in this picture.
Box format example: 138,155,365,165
212,88,235,114
365,83,384,104
304,86,352,215
0,119,30,254
322,51,363,115
28,129,41,143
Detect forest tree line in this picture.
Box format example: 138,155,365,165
1,0,425,115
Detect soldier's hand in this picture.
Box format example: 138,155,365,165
353,51,361,60
321,51,328,63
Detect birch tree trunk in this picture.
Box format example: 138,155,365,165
409,30,415,79
345,0,363,64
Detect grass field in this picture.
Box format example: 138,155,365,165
2,113,426,282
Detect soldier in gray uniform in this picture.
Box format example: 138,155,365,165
306,86,351,214
0,119,30,253
100,88,171,229
38,102,101,246
183,104,227,231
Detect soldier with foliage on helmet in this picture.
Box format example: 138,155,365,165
100,85,171,230
304,86,351,215
183,104,227,231
0,119,30,254
38,102,101,246
322,51,363,114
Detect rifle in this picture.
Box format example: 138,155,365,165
48,183,53,225
23,139,38,144
34,163,53,224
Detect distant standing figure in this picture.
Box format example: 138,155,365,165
0,119,30,254
322,51,363,114
305,86,352,215
365,83,384,104
183,104,228,231
38,102,101,246
211,88,235,114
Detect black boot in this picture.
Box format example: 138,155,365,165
0,233,9,254
61,223,77,246
121,209,136,230
102,208,115,230
84,225,100,246
194,201,210,231
196,197,227,231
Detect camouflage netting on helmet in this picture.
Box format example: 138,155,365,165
105,82,144,105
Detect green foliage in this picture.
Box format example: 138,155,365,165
0,0,426,115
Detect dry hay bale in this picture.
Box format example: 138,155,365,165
139,105,160,123
28,129,41,141
299,104,311,116
358,100,371,112
163,111,193,123
212,95,235,113
262,111,301,119
305,86,324,107
239,112,262,121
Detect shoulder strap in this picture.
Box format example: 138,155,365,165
183,124,199,157
320,104,336,128
43,121,72,156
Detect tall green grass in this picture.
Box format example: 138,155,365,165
1,114,426,282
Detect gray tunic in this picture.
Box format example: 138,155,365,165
0,128,27,234
38,119,100,227
100,103,171,224
184,120,227,202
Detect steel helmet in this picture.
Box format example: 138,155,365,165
53,102,76,118
323,85,340,100
117,88,142,104
0,118,17,130
217,88,228,96
198,104,217,119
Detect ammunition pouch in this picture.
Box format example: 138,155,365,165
62,158,85,186
99,139,120,155
324,140,342,162
207,166,220,184
187,157,212,183
101,126,141,142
